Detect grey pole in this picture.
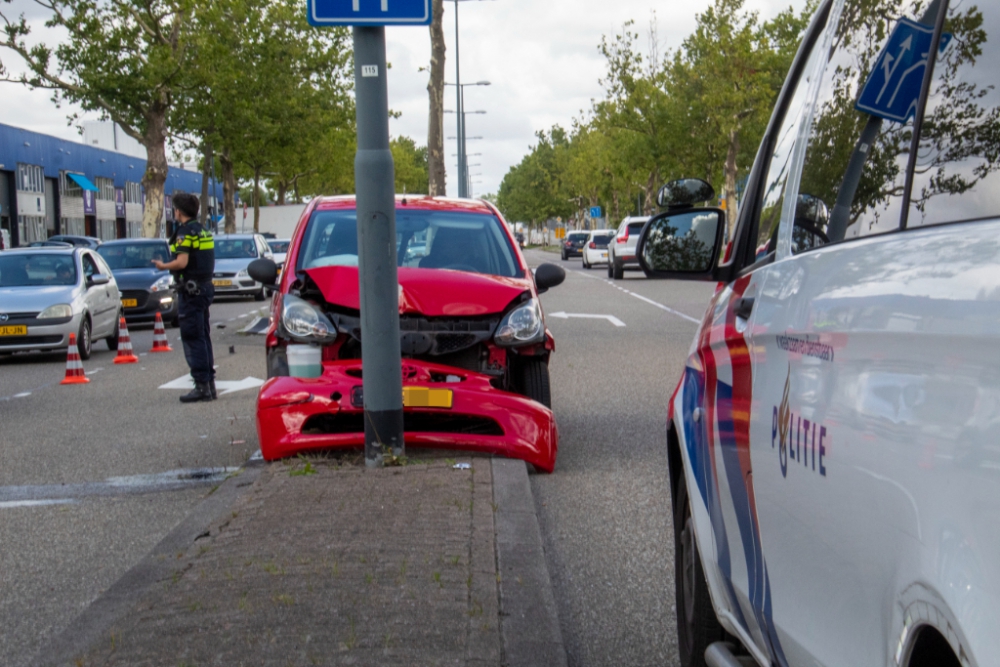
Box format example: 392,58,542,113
454,3,466,198
353,26,404,466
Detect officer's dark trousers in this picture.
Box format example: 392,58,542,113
178,283,215,385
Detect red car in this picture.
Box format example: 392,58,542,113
250,196,566,472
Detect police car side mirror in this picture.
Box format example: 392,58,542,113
636,208,725,280
248,258,278,286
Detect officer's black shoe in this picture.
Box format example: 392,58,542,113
180,382,214,403
209,379,217,400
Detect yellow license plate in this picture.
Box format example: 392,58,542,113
121,299,138,308
402,386,453,409
213,279,233,287
0,325,27,337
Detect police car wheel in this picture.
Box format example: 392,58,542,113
674,473,727,667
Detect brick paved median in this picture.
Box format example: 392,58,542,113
72,457,501,666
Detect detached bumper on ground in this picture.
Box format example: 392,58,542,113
257,359,559,472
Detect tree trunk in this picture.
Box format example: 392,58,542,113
220,148,237,234
724,129,740,241
277,181,287,206
645,171,659,216
140,109,168,239
200,139,213,226
253,166,261,233
426,0,446,196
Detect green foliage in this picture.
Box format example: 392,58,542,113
495,0,811,228
391,136,430,195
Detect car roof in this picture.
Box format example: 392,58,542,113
99,238,168,245
3,247,78,255
215,233,260,239
312,195,498,216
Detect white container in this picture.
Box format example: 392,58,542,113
286,344,322,379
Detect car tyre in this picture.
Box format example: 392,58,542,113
607,260,614,278
106,311,121,351
254,288,266,302
675,472,728,667
561,250,567,261
583,256,591,269
612,260,624,280
267,347,289,379
516,358,551,408
77,317,93,361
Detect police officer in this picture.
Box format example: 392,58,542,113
153,193,216,403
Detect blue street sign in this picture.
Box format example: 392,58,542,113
309,0,432,26
589,206,602,218
855,18,951,123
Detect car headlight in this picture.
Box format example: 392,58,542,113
495,298,545,346
38,303,73,319
281,293,337,341
237,269,249,279
150,275,173,292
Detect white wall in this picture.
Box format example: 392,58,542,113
245,204,308,239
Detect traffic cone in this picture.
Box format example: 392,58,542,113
150,312,173,353
60,333,90,385
113,316,139,364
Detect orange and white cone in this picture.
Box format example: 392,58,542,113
61,333,90,385
150,312,173,353
113,316,139,364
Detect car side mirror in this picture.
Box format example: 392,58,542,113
248,258,279,286
636,208,725,280
89,273,111,286
534,262,566,294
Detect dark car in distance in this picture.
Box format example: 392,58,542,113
560,231,589,260
49,235,103,249
97,239,179,326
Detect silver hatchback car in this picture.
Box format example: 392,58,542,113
0,247,122,359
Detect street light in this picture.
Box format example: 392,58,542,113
445,79,491,198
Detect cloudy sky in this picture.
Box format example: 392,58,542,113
0,0,804,198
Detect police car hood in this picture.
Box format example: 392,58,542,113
303,265,531,317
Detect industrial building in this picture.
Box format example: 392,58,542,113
0,122,224,247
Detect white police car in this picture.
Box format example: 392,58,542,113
638,0,1000,665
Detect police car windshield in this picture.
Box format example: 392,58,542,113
98,243,170,270
0,253,77,287
215,240,259,259
297,209,524,278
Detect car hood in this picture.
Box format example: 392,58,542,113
215,257,256,274
0,285,80,312
302,266,531,317
112,268,170,291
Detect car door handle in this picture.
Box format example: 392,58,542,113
734,297,755,320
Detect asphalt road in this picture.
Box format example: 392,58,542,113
0,296,272,667
525,248,716,667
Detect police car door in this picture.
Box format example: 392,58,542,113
744,0,999,664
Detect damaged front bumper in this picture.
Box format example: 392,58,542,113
256,359,559,473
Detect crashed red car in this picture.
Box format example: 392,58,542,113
250,196,565,472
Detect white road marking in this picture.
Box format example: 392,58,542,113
84,367,104,376
548,311,626,327
572,270,701,324
0,499,76,509
13,392,31,398
159,374,265,395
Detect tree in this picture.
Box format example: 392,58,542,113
426,0,446,195
0,0,199,237
392,136,429,195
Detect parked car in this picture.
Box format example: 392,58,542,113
248,195,565,472
639,1,1000,665
97,238,179,327
581,230,614,269
48,235,102,249
211,233,274,301
0,247,121,359
560,231,590,260
266,238,291,276
607,216,649,279
27,241,74,248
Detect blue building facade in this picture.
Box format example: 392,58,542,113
0,122,224,246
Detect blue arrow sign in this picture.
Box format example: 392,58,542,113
855,18,951,123
309,0,432,26
589,206,602,218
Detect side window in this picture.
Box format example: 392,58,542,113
907,3,1000,227
81,253,97,279
793,0,946,252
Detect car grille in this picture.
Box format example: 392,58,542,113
0,312,40,322
120,290,149,309
302,412,504,436
0,335,63,346
213,272,237,278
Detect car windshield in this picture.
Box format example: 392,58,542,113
268,241,290,253
216,239,259,259
0,254,77,287
298,209,523,278
98,243,171,269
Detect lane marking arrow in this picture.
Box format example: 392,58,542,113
159,375,265,395
548,312,626,327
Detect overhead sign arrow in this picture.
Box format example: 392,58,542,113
159,375,265,396
548,312,626,327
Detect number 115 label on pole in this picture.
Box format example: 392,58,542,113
308,0,432,26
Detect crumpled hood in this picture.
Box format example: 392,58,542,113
303,266,531,317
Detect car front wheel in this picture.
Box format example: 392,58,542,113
254,287,266,302
515,358,551,408
612,260,624,280
77,318,93,360
106,311,121,351
675,472,727,667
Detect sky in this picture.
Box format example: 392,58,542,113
0,0,804,199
